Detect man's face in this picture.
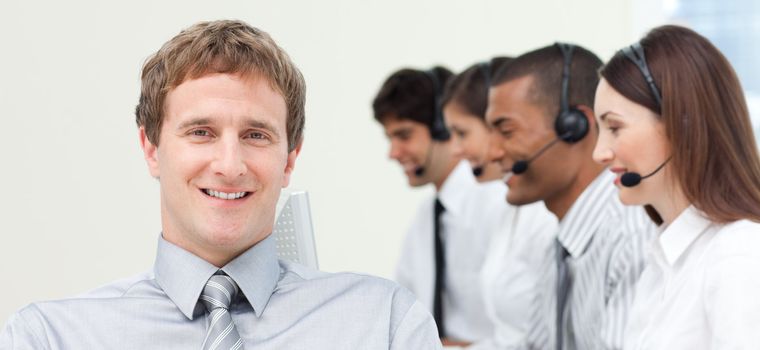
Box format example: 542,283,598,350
382,117,443,187
486,75,580,205
140,73,299,265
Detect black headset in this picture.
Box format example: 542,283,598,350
554,43,589,143
617,41,667,188
621,42,663,107
424,68,451,141
507,44,592,176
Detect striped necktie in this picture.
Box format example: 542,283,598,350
200,274,244,350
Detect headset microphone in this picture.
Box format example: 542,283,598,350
620,158,671,187
471,139,493,178
511,160,528,175
472,166,484,177
510,135,565,175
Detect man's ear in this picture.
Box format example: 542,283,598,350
282,140,303,188
576,105,598,133
139,127,160,179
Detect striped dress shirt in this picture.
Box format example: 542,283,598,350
525,170,656,350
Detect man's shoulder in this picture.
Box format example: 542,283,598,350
77,270,158,299
279,260,409,290
4,271,160,336
20,270,160,312
598,196,657,241
267,261,439,347
595,204,656,281
277,260,416,304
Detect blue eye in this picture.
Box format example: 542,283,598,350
191,129,210,137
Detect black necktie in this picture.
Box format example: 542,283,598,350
433,198,446,338
556,239,571,350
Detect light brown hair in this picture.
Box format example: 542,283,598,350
135,19,306,151
601,25,760,224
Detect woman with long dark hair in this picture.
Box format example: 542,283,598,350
593,25,760,348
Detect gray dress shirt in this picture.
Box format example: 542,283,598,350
0,235,442,349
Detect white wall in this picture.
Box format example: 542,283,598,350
0,0,646,323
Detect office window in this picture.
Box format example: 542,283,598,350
668,0,760,138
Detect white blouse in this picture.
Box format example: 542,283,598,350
624,206,760,349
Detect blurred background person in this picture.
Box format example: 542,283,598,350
441,58,558,349
373,66,505,345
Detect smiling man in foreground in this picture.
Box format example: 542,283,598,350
0,20,441,349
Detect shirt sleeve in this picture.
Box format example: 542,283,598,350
0,306,49,350
704,255,760,349
390,299,443,350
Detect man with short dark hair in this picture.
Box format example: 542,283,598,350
373,67,506,346
485,44,655,349
0,20,442,349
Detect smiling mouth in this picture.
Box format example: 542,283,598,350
202,189,251,200
401,163,418,173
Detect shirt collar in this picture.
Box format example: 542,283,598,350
438,160,476,215
557,171,618,258
658,205,712,266
220,235,281,318
154,234,281,320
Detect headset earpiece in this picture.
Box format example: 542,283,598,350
424,68,451,141
555,107,588,143
554,43,589,144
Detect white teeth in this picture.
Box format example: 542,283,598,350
204,189,247,200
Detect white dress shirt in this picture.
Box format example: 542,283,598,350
395,160,507,342
525,171,656,350
469,200,558,349
624,206,760,350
